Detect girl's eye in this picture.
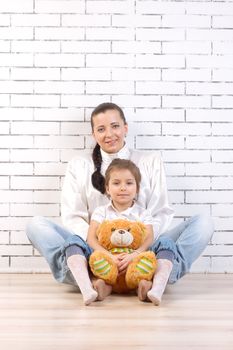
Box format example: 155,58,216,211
97,128,104,133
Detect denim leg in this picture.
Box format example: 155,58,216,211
160,214,214,284
150,236,178,262
26,216,92,286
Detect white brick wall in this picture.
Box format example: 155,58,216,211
0,0,233,273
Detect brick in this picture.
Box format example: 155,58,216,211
136,136,184,150
186,190,233,204
212,177,233,190
112,14,161,27
186,163,233,176
10,231,30,245
33,190,61,204
11,203,59,217
35,27,85,40
0,95,9,106
137,54,185,68
163,150,210,162
87,54,134,67
11,68,60,80
35,1,85,14
137,1,185,14
12,40,60,53
190,256,211,273
86,81,134,94
186,109,233,122
0,67,10,79
212,231,233,245
0,190,33,203
61,68,111,80
11,176,60,190
187,82,233,95
11,94,60,108
162,68,211,81
34,135,84,149
134,109,184,122
35,53,84,67
34,108,84,121
62,41,110,53
11,149,59,162
62,14,111,26
34,81,84,94
213,43,233,55
0,136,33,148
212,16,233,28
112,41,161,54
162,15,211,28
211,257,233,273
212,204,233,217
12,14,60,26
61,122,92,135
163,42,211,54
213,96,233,108
34,163,66,176
0,217,30,231
163,95,211,108
212,150,233,162
0,163,33,175
0,108,33,121
0,204,9,216
167,176,211,190
0,81,33,93
0,150,9,161
136,28,185,41
11,121,60,135
112,68,160,81
0,1,33,13
86,1,134,14
0,28,33,40
10,256,50,271
86,27,134,40
172,204,211,217
165,163,185,176
0,122,9,134
163,122,211,135
212,123,233,135
136,82,184,95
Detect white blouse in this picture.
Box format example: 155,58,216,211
91,201,155,227
61,144,174,240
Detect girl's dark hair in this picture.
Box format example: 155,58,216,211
91,103,127,194
105,159,141,193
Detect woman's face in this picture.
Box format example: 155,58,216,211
92,109,128,154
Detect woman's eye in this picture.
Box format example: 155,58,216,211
112,124,119,129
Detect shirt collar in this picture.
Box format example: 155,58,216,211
107,200,136,216
100,143,131,174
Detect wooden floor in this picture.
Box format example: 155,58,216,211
0,273,233,350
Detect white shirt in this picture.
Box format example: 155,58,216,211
91,201,155,227
61,144,174,240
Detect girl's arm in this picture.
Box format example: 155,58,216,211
87,220,109,253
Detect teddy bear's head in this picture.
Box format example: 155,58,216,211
96,219,147,251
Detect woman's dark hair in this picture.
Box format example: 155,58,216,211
105,159,141,194
91,103,127,194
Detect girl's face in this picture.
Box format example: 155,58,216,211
106,168,137,209
92,109,128,154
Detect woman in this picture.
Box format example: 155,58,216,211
27,102,214,304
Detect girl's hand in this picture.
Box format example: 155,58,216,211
118,252,138,275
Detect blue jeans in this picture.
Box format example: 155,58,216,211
26,214,214,286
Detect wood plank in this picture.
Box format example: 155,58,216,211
0,273,232,350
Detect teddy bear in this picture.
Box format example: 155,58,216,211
89,219,157,293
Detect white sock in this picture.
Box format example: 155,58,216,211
67,254,98,305
147,259,173,306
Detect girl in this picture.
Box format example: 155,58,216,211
87,158,179,305
27,103,214,305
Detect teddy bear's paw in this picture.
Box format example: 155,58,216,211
89,252,118,285
125,252,157,289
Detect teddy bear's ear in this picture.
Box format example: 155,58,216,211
127,228,131,232
111,227,116,232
